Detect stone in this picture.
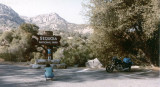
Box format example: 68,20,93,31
31,59,67,69
85,58,102,69
51,59,61,64
31,64,41,69
56,63,67,69
50,64,57,69
35,59,47,64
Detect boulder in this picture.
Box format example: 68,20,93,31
85,58,102,68
31,59,67,69
51,59,61,64
35,59,47,64
50,64,57,69
31,64,41,69
56,63,67,69
31,64,46,69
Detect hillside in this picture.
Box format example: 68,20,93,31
0,3,93,34
0,3,25,31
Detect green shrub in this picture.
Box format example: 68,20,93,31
60,37,93,67
0,53,18,61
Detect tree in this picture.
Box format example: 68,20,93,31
0,31,13,43
60,36,93,67
19,23,39,61
85,0,159,66
0,23,39,61
20,23,39,35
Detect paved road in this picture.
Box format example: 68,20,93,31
0,64,159,87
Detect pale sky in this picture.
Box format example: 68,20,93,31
0,0,87,24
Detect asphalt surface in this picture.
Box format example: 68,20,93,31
0,64,159,87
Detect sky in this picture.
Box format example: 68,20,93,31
0,0,87,24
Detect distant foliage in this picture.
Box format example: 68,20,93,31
20,23,39,35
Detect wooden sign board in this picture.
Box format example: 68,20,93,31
32,35,61,46
38,35,61,46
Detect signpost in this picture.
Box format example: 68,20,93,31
32,31,61,60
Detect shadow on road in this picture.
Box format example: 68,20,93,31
53,68,159,83
0,64,48,87
0,64,159,86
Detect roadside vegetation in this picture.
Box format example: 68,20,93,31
0,23,39,62
84,0,159,66
0,0,159,67
0,23,93,67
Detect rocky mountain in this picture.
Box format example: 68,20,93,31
67,23,93,34
23,13,68,31
22,13,93,34
0,3,25,31
0,3,93,34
